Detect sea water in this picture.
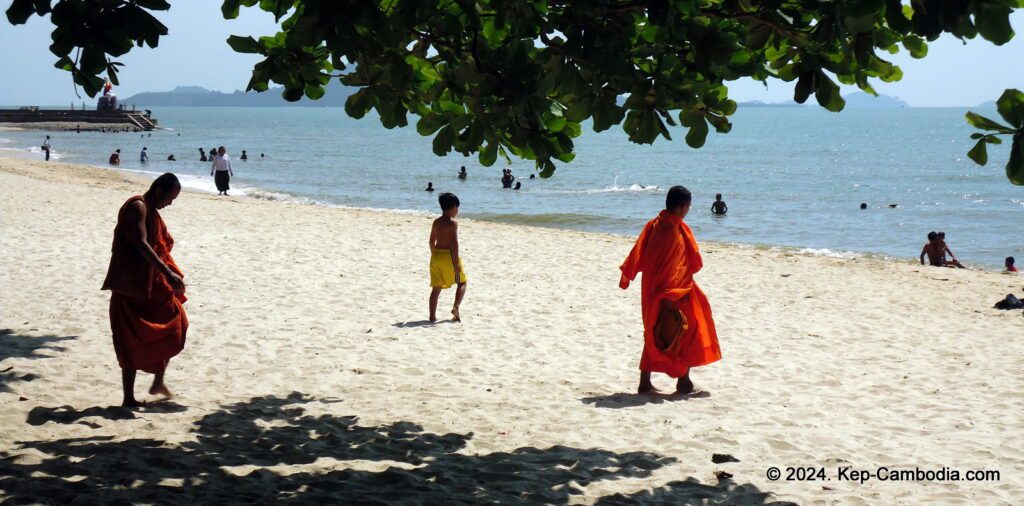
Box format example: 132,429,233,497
1,106,1020,268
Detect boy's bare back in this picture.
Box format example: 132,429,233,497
431,216,458,250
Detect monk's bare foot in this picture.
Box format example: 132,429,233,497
638,383,660,395
122,398,146,408
429,315,437,323
451,307,461,322
149,383,173,399
675,376,694,395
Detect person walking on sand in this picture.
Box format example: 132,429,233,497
42,135,51,161
109,149,121,166
101,173,188,407
711,193,728,216
619,186,722,395
211,146,233,196
429,192,467,322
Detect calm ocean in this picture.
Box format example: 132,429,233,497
2,106,1021,268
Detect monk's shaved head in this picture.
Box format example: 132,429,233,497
150,173,181,194
666,185,692,211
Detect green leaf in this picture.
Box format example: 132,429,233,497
966,111,1013,131
965,112,1014,133
432,126,452,156
1007,135,1024,185
901,36,927,58
479,141,498,167
304,83,324,100
995,88,1024,128
975,4,1015,45
794,72,814,104
416,114,446,136
226,35,262,54
814,72,845,112
222,0,242,19
539,159,556,178
680,110,709,149
344,89,373,118
967,138,988,165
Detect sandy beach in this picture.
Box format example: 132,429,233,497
1,157,1021,503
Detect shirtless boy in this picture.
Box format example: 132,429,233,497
429,193,467,322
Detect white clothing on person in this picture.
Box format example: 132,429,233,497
211,154,233,175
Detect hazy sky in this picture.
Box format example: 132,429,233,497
1,3,1021,106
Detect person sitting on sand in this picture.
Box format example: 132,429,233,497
199,148,207,162
936,232,965,268
620,186,722,395
425,182,435,192
109,149,121,165
920,231,961,268
711,193,728,216
101,173,188,407
458,166,467,180
240,150,248,161
429,192,467,322
1006,256,1018,273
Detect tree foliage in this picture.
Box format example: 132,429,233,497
966,89,1024,185
6,0,1023,181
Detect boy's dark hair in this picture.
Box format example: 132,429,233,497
149,173,180,194
439,192,460,211
937,231,945,238
715,193,722,200
1007,256,1016,264
665,186,692,211
927,231,938,241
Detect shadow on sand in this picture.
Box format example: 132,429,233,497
1,392,785,504
392,319,455,328
581,390,710,409
0,328,77,392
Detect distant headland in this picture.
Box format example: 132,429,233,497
123,82,356,107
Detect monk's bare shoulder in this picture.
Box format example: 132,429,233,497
125,199,147,219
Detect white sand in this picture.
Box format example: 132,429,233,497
1,157,1021,504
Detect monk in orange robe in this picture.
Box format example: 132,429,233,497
619,186,721,394
101,173,187,407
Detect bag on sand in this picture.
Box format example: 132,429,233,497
654,298,688,352
993,294,1024,310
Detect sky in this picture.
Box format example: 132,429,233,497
1,2,1021,107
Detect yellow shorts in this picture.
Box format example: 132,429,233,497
430,249,466,288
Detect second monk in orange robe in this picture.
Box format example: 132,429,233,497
620,186,721,394
101,173,187,407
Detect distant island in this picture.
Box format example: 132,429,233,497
740,92,907,109
842,92,908,108
123,82,356,107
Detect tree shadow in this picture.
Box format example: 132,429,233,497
596,477,797,505
0,391,777,504
581,390,710,409
0,328,77,392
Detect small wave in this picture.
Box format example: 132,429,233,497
546,184,662,195
0,138,11,144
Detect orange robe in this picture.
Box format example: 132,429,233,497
101,196,188,373
619,210,721,377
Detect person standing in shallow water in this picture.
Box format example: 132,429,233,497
101,173,188,407
711,193,728,216
619,186,722,395
211,146,233,196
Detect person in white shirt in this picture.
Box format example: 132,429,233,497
211,146,233,196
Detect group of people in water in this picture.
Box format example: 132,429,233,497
104,143,258,196
426,166,540,193
105,175,720,405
